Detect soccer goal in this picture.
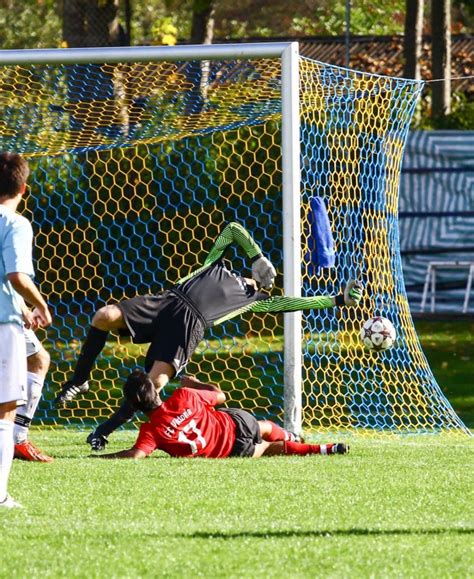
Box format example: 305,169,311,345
0,42,468,435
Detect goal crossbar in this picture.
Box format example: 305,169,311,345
0,43,295,65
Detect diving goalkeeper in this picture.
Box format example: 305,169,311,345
54,222,363,450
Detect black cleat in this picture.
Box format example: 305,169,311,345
54,381,89,406
332,443,350,455
87,432,108,452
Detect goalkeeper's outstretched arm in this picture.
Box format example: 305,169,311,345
212,280,363,325
249,280,364,314
177,222,276,288
203,221,263,266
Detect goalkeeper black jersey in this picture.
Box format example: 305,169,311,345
175,259,268,327
171,221,336,328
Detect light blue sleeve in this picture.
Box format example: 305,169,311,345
2,215,35,277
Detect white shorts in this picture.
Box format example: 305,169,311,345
0,324,27,405
24,327,42,358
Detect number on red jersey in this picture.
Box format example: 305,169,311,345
177,419,207,455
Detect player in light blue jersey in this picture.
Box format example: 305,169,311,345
0,152,52,509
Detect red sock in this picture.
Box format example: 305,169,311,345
284,441,336,455
265,422,296,442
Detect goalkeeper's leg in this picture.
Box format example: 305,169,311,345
54,305,127,406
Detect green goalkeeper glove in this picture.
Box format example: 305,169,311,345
343,279,364,306
252,256,277,289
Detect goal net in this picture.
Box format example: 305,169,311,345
0,43,468,435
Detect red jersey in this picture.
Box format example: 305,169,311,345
134,388,237,458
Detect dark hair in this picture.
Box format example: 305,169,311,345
0,152,30,198
123,369,160,412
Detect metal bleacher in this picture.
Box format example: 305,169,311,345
420,261,474,313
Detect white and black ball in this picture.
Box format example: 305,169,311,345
360,316,396,351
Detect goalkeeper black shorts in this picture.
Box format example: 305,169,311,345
117,290,205,375
220,408,263,457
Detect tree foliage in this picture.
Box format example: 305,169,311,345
0,0,62,49
0,0,471,49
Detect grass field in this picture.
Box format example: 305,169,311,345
1,432,473,578
413,318,474,428
1,319,473,578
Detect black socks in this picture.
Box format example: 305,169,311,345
72,326,109,384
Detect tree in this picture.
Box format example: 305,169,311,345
215,0,407,37
431,0,452,118
185,0,216,114
190,0,216,44
62,0,125,48
0,0,61,49
62,0,130,135
404,0,425,79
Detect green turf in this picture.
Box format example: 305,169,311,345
414,319,474,427
1,431,473,578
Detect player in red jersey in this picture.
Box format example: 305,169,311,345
96,372,349,460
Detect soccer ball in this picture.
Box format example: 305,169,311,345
360,316,396,351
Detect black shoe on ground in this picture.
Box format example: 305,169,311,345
332,443,350,455
87,432,108,452
54,381,89,406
